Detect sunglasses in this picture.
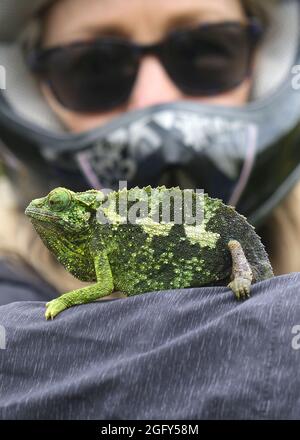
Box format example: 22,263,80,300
27,20,263,114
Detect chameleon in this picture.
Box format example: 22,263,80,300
25,186,274,320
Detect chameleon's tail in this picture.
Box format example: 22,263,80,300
252,261,274,282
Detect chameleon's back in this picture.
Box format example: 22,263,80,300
204,200,274,282
96,187,273,296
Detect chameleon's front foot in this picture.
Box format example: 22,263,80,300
45,298,68,320
227,277,251,300
44,271,114,320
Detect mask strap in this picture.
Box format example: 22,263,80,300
76,151,103,190
228,124,258,207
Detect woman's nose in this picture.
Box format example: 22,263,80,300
127,56,183,110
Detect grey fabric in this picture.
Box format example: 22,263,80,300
0,269,300,420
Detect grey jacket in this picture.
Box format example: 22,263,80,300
0,260,299,419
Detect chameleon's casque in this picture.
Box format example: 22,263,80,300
25,186,274,319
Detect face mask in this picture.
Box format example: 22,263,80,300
74,105,258,208
1,92,298,227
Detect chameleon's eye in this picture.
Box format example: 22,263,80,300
48,188,72,212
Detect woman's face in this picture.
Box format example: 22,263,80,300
40,0,251,133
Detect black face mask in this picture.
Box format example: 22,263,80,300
1,82,300,227
73,109,257,204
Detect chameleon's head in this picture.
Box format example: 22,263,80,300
25,187,105,235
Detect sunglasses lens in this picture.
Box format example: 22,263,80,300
30,22,259,113
163,23,254,95
38,41,138,112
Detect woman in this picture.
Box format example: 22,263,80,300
0,0,299,295
0,0,300,419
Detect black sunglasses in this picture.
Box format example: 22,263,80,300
27,20,263,113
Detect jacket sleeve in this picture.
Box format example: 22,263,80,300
0,272,299,419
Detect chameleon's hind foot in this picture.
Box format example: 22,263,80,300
227,277,251,300
227,240,253,301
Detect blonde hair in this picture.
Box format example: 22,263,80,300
259,184,300,275
241,0,273,23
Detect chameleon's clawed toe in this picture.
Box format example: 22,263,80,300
228,277,251,301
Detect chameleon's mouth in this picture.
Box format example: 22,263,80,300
25,207,62,223
25,207,82,235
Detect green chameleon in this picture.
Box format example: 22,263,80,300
25,186,274,320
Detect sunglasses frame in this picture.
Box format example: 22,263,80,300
26,19,264,112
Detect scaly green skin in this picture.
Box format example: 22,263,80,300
25,186,274,319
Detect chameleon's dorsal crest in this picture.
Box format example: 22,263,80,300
76,190,106,210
